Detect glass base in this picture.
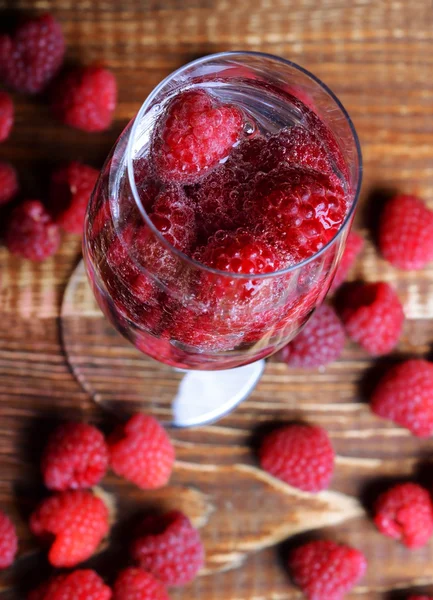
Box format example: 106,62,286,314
61,260,265,426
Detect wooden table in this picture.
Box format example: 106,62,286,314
1,0,433,597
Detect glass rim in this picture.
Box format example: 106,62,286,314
126,50,363,281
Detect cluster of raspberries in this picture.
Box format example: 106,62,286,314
0,13,117,261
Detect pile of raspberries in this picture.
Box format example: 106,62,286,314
1,10,433,600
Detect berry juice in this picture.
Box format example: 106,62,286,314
85,59,357,370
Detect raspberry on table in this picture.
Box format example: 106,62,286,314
379,194,433,270
108,413,175,490
0,91,13,142
338,281,404,356
154,89,244,182
259,424,335,492
289,540,367,600
50,162,99,234
41,422,109,491
112,567,169,600
371,359,433,438
28,569,112,600
374,482,433,549
5,200,61,261
280,304,346,368
0,14,65,94
330,230,364,292
0,509,18,569
52,66,117,132
0,161,19,206
130,510,204,586
29,490,109,567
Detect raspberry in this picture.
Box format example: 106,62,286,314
371,359,433,438
52,66,117,132
289,540,367,600
379,194,433,271
112,568,169,600
0,510,18,569
0,161,19,206
154,89,243,182
108,414,175,490
408,597,433,600
5,200,60,261
374,482,433,549
253,165,347,264
29,490,109,567
41,422,109,491
330,230,364,292
0,91,13,142
338,281,404,356
151,186,196,250
280,304,345,368
259,424,334,492
28,569,111,600
130,510,204,585
276,125,334,175
50,162,99,234
0,14,65,94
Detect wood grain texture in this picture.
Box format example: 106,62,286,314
0,0,433,598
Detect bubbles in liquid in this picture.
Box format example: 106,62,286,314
244,121,256,135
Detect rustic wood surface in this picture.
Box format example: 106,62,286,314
0,0,433,598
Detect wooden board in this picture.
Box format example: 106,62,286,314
0,0,433,597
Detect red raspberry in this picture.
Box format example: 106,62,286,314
259,424,334,492
5,200,60,261
0,14,65,94
374,482,433,549
330,230,364,292
28,569,111,600
371,359,433,438
289,540,367,600
151,186,196,250
0,91,13,142
41,422,109,491
338,281,404,356
112,568,169,600
50,162,99,234
379,194,433,270
280,304,345,368
52,66,117,132
408,597,433,600
277,125,334,175
130,510,204,585
0,161,19,206
0,510,18,569
108,414,175,490
29,490,109,567
154,89,243,182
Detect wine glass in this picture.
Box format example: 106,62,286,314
81,51,362,426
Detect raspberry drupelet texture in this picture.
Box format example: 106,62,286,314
289,540,367,600
151,186,196,250
0,161,19,206
0,14,65,94
330,230,364,292
280,304,346,368
338,281,404,356
41,422,109,491
371,359,433,438
379,194,433,270
52,66,117,132
0,91,13,142
5,200,60,261
0,510,18,569
50,162,99,234
154,89,244,182
108,414,175,490
259,424,335,492
29,490,109,567
374,482,433,549
28,569,112,600
112,568,169,600
131,510,204,586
